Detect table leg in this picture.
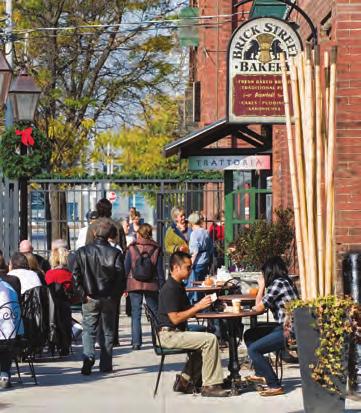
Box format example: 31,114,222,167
227,319,241,380
250,315,257,329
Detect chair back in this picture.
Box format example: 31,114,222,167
144,303,164,353
223,278,241,295
0,300,23,342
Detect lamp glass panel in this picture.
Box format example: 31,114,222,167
11,93,39,121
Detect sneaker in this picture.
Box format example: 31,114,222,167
81,358,94,376
201,384,230,397
94,342,100,349
132,345,141,351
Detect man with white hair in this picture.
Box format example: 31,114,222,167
19,240,51,274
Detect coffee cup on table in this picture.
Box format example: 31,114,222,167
232,299,241,313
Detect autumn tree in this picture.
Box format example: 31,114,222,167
12,0,181,173
8,0,183,240
91,95,181,175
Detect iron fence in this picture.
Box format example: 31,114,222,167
25,178,224,259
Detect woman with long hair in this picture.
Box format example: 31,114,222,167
45,239,73,356
125,223,164,350
244,256,298,396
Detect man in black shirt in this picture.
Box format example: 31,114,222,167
158,251,228,397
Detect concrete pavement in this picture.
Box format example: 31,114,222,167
1,313,360,413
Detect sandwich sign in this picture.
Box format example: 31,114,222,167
228,17,302,124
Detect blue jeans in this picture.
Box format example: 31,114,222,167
82,297,117,371
129,291,158,347
186,262,209,303
244,324,284,388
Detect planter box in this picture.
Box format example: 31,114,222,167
294,307,347,413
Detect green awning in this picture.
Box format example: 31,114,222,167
250,0,291,19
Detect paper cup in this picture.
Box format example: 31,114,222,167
232,299,241,313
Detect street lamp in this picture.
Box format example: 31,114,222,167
0,51,12,106
8,69,41,121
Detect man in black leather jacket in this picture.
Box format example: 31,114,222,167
73,218,125,375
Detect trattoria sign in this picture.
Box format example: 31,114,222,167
228,17,302,124
188,155,271,171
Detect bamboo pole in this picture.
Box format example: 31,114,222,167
280,53,307,299
314,46,325,296
324,51,330,184
304,44,318,299
325,47,337,295
289,59,309,294
297,52,307,159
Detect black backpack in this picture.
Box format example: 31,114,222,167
132,245,157,282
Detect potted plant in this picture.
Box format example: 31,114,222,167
287,297,360,413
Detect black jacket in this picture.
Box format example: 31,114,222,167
22,285,56,351
72,238,125,301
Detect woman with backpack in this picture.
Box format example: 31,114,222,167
125,223,165,350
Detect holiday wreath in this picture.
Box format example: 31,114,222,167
0,125,51,178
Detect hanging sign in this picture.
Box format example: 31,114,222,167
228,17,302,124
188,155,271,171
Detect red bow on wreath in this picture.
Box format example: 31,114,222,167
16,127,35,146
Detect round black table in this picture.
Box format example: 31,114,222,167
195,310,263,394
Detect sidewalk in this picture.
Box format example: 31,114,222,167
1,313,360,413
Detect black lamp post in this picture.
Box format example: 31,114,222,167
6,69,41,241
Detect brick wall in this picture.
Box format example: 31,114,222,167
194,1,361,275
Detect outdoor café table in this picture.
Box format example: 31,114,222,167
217,294,257,327
195,309,264,395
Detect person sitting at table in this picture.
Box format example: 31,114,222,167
158,251,229,398
244,256,298,397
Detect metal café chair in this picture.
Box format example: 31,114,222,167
0,300,25,383
143,303,193,398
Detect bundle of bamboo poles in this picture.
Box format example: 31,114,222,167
280,45,337,300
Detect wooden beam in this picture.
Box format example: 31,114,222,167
233,131,264,147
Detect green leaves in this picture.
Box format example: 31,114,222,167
0,125,51,179
228,208,294,271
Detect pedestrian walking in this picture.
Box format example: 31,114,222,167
86,198,127,252
125,223,164,350
73,218,125,375
186,212,213,303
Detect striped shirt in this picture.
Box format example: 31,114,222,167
262,278,298,324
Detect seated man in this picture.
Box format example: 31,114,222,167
158,251,228,397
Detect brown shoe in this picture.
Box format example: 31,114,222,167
201,384,230,397
259,387,284,397
173,374,194,394
245,375,266,384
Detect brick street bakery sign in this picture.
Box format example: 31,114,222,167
228,17,302,124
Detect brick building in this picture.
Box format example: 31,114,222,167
165,1,361,274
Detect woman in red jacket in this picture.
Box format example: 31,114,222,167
45,239,73,356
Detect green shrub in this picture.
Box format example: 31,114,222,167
229,208,294,271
